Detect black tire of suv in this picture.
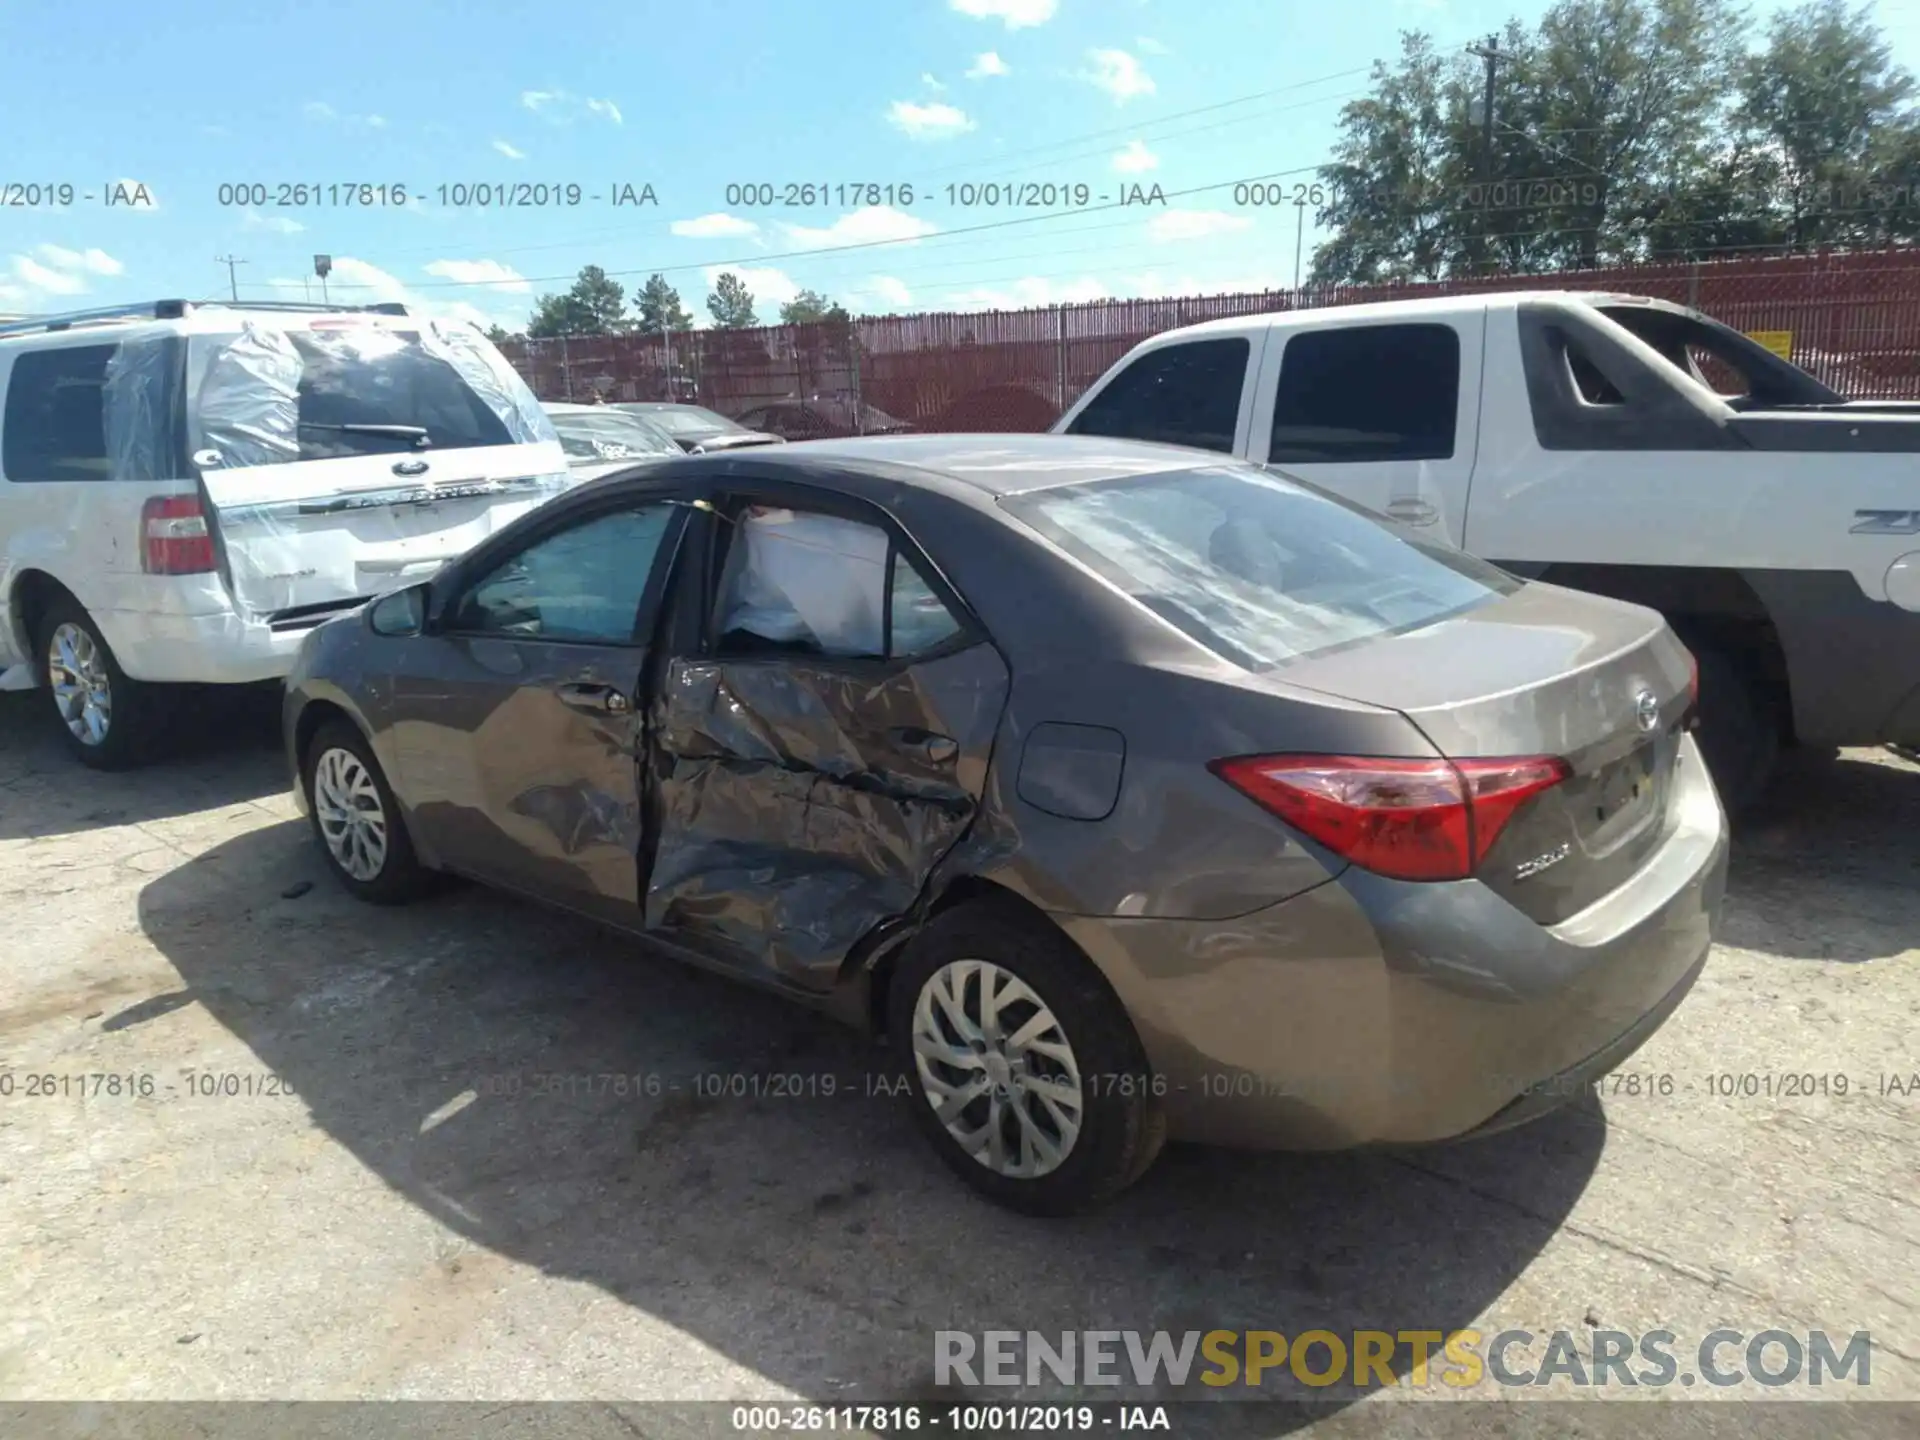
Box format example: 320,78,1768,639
1690,644,1780,820
34,596,160,771
301,719,434,905
888,900,1167,1216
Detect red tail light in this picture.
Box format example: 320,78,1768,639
1209,753,1572,882
141,495,216,575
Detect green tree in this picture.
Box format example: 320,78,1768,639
778,289,837,325
1736,0,1918,248
484,323,515,344
707,272,759,328
526,265,628,338
633,273,694,334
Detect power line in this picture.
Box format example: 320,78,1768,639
213,254,247,301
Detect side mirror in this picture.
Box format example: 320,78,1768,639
367,582,431,638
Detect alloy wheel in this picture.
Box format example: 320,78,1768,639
910,958,1085,1179
312,747,389,882
47,622,112,746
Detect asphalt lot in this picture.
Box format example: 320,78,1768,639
0,685,1915,1435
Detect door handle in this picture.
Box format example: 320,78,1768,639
556,682,631,714
889,725,958,763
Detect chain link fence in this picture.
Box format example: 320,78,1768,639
498,248,1920,430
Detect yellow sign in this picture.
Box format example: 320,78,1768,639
1746,329,1793,360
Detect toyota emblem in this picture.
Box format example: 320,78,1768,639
1634,688,1661,733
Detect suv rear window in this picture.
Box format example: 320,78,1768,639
1005,465,1518,670
187,323,548,468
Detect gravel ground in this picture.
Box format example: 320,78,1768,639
0,687,1914,1438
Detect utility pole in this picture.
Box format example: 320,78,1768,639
1466,35,1505,274
214,255,247,301
1293,197,1307,293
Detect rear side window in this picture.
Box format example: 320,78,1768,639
2,345,114,482
1006,465,1517,671
1067,338,1249,453
1270,324,1459,463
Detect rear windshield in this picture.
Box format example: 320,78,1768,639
549,408,682,462
186,321,556,468
1004,465,1519,670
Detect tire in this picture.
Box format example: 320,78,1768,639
34,595,162,770
301,719,433,905
889,900,1166,1216
1689,644,1780,820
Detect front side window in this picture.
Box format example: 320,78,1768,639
1067,338,1249,453
715,507,965,661
451,504,676,644
1270,324,1460,464
2,345,115,483
1006,465,1517,671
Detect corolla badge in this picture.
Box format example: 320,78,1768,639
1634,688,1661,733
392,459,430,477
1514,842,1572,882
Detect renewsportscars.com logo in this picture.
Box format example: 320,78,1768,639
934,1328,1874,1391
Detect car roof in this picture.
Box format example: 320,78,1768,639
697,432,1225,497
1149,287,1653,341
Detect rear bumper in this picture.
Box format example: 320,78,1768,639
90,607,320,685
1058,732,1729,1150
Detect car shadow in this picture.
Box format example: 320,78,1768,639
138,819,1605,1418
0,686,285,841
1721,746,1920,963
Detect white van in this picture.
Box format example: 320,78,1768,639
0,299,570,767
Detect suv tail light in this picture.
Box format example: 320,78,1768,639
1210,753,1572,882
141,495,216,575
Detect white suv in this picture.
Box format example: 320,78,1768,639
0,299,570,767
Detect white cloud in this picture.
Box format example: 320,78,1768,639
303,100,337,121
949,0,1056,28
0,245,127,308
521,89,623,125
242,210,307,235
862,276,914,308
1112,139,1159,174
702,265,801,313
781,205,938,247
965,50,1010,79
922,72,946,91
945,275,1111,309
269,257,520,334
1146,209,1254,242
1136,35,1170,54
492,140,527,160
887,100,975,139
302,100,385,129
1081,49,1155,102
366,114,388,128
671,212,761,238
423,258,532,293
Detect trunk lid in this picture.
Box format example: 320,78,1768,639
1279,582,1697,923
199,446,570,620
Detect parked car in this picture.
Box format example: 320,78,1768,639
283,434,1726,1215
732,396,914,441
614,402,785,453
1054,290,1920,813
544,402,684,479
0,299,568,768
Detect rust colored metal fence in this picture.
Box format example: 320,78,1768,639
498,249,1920,430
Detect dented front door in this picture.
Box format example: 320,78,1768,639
643,643,1011,992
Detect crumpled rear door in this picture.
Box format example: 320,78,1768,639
642,643,1010,991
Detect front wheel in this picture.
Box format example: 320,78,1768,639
889,901,1166,1216
302,719,433,904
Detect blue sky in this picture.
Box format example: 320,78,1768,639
5,0,1918,329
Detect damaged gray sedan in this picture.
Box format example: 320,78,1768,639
283,435,1729,1214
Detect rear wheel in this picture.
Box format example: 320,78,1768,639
1689,644,1780,819
889,901,1166,1216
35,596,161,770
302,719,432,904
